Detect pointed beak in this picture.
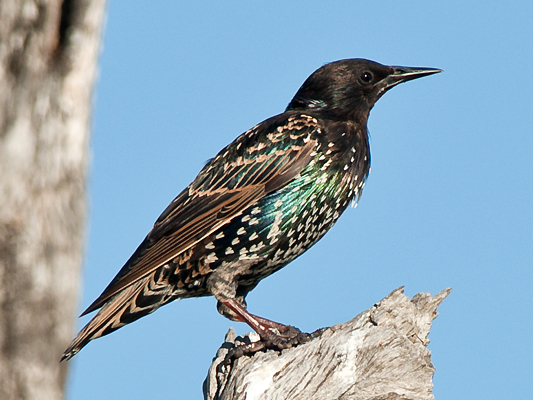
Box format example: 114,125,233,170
384,66,442,90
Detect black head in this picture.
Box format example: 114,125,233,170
287,59,441,122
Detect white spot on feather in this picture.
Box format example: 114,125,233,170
266,211,283,241
205,253,218,263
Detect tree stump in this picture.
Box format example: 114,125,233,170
204,287,450,400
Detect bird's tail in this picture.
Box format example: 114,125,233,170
61,275,175,361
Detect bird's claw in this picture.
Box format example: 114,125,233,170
224,326,328,363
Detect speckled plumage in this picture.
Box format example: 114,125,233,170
62,59,440,361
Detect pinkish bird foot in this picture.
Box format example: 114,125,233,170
220,298,326,361
224,326,326,362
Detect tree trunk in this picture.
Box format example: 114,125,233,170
0,1,106,399
204,287,450,400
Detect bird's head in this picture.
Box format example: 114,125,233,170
286,58,441,123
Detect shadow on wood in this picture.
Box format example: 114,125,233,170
204,287,450,400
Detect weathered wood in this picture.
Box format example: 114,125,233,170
204,287,450,400
0,1,106,399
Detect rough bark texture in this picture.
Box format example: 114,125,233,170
0,1,106,399
204,287,450,400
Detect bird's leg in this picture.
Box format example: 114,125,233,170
247,313,303,338
250,312,326,341
221,299,326,360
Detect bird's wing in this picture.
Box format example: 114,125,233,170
82,113,320,315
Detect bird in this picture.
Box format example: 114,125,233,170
62,59,440,361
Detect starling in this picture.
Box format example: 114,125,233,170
62,59,440,361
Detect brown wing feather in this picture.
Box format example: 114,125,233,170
63,275,168,360
82,121,318,315
82,186,265,315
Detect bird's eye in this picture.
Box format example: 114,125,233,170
360,71,373,83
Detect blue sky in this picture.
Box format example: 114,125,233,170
66,2,532,399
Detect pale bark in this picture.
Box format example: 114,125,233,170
204,287,450,400
0,1,106,399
